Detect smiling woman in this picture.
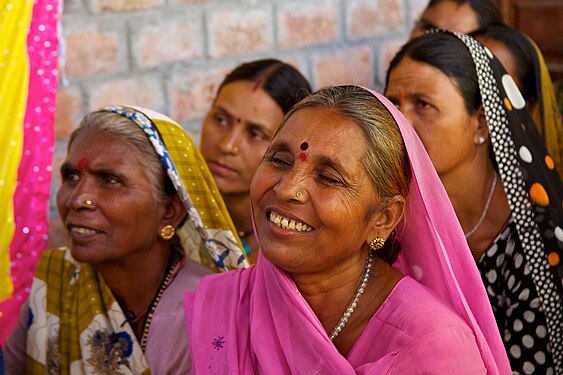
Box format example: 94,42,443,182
5,106,248,373
184,85,511,373
199,59,311,261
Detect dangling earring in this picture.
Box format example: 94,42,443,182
368,237,385,251
160,225,175,240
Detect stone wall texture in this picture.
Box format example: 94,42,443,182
49,0,429,246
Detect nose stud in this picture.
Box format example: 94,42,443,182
295,192,303,199
84,199,93,206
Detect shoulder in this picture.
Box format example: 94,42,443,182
34,247,76,280
377,277,475,335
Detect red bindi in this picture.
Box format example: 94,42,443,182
299,152,307,161
78,158,89,169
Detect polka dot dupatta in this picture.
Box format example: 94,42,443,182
439,30,563,373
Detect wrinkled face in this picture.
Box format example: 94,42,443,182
57,131,167,266
200,80,285,197
477,37,521,89
250,107,379,275
385,58,480,177
411,1,479,38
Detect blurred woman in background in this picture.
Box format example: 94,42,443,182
200,59,311,261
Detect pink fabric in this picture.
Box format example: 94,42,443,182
0,0,59,344
184,88,511,374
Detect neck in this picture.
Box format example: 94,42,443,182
96,245,171,318
222,192,253,235
290,250,373,334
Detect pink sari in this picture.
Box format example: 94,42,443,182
185,88,511,374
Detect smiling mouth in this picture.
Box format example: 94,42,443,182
269,211,313,232
69,226,100,235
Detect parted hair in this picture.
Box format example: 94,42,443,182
69,110,176,204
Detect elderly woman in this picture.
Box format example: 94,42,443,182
385,30,563,374
185,85,511,373
5,106,248,373
199,59,311,261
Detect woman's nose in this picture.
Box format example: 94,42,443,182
67,178,97,211
218,129,241,155
273,168,308,203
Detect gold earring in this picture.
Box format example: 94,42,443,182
160,225,175,240
368,237,385,251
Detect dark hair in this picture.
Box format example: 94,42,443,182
426,0,501,29
386,32,481,114
217,59,312,114
278,86,412,264
471,25,535,101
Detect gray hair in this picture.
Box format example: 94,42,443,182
69,110,175,204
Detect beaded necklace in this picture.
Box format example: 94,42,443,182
329,251,375,341
139,251,183,352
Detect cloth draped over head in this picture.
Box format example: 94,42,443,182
185,87,512,374
24,106,248,373
431,29,563,373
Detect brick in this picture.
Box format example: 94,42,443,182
88,76,165,114
313,46,374,88
278,1,339,48
347,0,403,39
168,68,230,124
377,38,406,88
64,29,119,78
170,0,208,4
54,86,82,140
207,7,273,58
132,19,203,69
91,0,165,13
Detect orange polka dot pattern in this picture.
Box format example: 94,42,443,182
448,31,563,373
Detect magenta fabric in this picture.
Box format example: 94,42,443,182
184,88,511,374
0,0,59,344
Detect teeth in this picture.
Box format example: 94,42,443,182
70,227,97,235
269,211,312,232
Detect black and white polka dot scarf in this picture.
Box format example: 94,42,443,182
432,30,563,373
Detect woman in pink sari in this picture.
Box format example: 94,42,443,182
184,85,511,373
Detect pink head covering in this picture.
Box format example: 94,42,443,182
185,86,511,374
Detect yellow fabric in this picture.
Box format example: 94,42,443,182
0,0,33,302
528,38,563,177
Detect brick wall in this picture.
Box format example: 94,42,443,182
48,0,429,246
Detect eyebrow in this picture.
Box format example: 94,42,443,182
60,161,128,181
214,105,274,135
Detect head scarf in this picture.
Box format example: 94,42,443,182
24,107,248,373
429,29,563,373
185,87,511,374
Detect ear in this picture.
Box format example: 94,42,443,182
473,105,489,145
366,195,406,243
161,195,187,229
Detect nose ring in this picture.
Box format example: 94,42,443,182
232,146,239,153
85,199,93,206
295,192,303,198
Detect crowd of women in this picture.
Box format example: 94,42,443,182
3,0,562,373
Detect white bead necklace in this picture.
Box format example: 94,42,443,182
329,251,375,341
465,172,498,239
